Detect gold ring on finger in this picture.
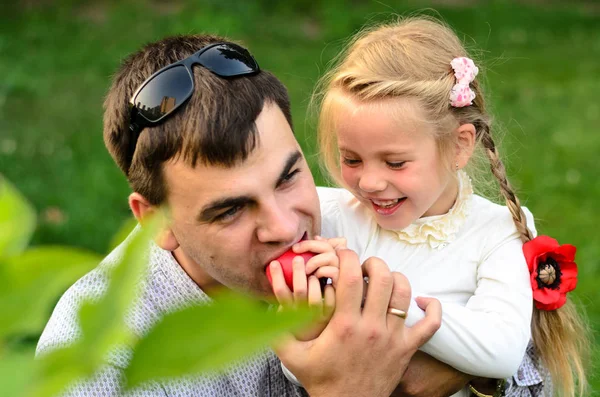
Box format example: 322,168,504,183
387,307,407,319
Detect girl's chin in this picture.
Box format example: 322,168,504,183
374,214,412,231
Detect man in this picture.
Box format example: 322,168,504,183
37,34,463,396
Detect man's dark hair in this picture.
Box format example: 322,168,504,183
103,34,292,205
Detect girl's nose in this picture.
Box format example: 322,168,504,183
358,169,387,193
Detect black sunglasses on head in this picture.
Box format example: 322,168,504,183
127,42,260,159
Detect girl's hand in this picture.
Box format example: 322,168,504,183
269,236,345,340
292,235,347,287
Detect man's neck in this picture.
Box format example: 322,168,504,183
172,248,222,295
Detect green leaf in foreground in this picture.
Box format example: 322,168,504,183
28,344,89,397
107,217,138,252
0,346,37,397
31,216,161,397
0,246,101,338
0,175,36,259
79,215,162,366
125,292,315,388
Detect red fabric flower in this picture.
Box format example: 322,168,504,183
523,235,578,311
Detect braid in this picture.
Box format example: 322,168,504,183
479,125,534,242
481,124,589,396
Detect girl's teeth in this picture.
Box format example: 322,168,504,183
372,199,400,208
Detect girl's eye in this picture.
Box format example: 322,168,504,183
387,161,406,169
342,158,361,167
283,169,300,183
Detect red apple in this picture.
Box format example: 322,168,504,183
266,249,316,291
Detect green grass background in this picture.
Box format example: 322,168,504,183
1,0,598,392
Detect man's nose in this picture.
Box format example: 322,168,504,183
256,201,299,244
358,167,387,193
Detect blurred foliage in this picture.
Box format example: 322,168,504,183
0,174,102,395
125,293,308,388
0,175,36,256
0,176,101,340
0,0,598,392
107,215,138,252
0,176,314,396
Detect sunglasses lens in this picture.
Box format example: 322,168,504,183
133,65,193,122
199,43,259,77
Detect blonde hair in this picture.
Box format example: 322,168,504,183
314,16,589,396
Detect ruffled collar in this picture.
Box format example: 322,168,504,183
392,170,473,249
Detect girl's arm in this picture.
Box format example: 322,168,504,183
405,233,533,378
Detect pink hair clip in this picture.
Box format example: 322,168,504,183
449,57,479,107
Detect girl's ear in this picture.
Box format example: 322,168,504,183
455,123,476,169
128,192,179,252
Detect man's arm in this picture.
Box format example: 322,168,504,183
274,251,442,397
392,351,472,397
395,350,532,397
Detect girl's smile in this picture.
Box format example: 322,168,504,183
368,197,407,215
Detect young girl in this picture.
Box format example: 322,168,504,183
311,16,588,397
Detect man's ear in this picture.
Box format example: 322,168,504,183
128,192,179,252
455,123,476,170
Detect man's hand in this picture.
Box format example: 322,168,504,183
274,250,442,397
391,350,472,397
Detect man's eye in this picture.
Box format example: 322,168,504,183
342,158,361,167
214,205,243,222
387,161,406,169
